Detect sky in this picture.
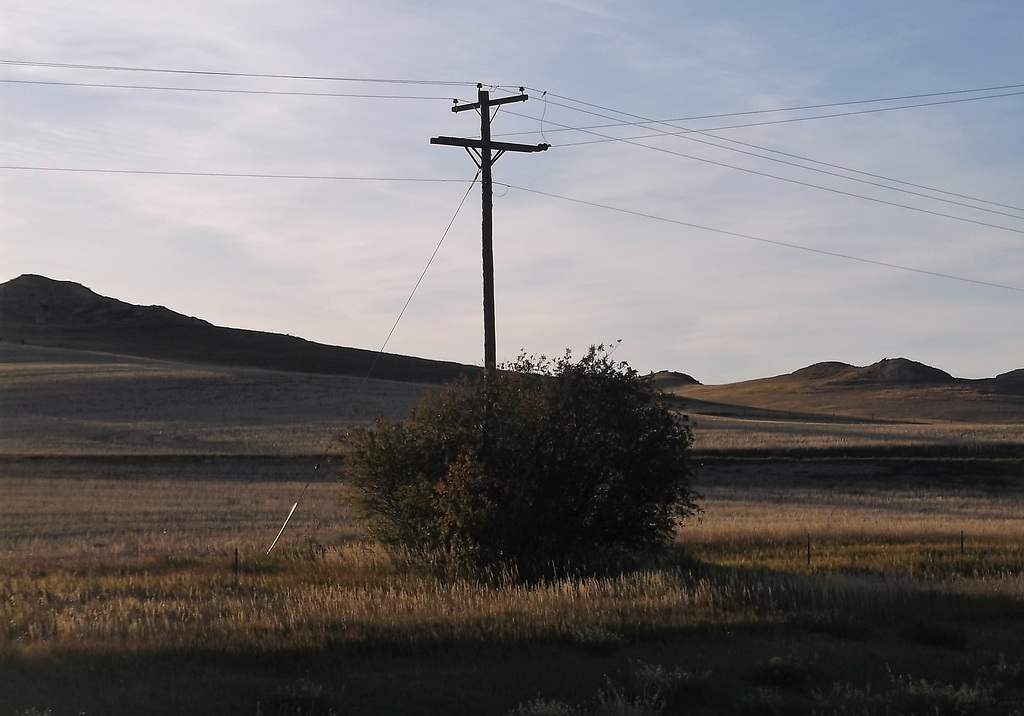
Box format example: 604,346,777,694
2,1,1022,384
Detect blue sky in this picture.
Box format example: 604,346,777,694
2,1,1022,383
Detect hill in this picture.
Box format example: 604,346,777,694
0,274,477,384
649,370,701,389
4,274,1022,430
657,358,1024,424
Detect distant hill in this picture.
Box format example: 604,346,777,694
657,359,1024,423
0,274,478,384
995,368,1024,390
649,370,701,389
4,275,1022,424
788,358,955,385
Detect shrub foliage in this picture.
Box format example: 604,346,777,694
344,346,700,578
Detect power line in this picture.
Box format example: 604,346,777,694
0,165,473,183
504,115,1024,235
10,59,1017,215
544,91,1024,144
497,89,1024,141
0,78,459,101
0,59,483,88
5,159,1021,238
511,105,1024,221
7,66,1021,231
12,82,1011,217
663,126,1024,216
499,92,1024,217
530,82,1024,130
500,182,1024,294
671,132,1024,221
11,59,1017,110
7,155,1021,239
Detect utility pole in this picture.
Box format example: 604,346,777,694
431,84,549,372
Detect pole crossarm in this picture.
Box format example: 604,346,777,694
453,93,530,113
430,136,550,153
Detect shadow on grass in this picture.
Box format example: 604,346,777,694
5,549,1024,715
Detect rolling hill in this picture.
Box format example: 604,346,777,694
0,274,477,384
3,274,1023,427
655,358,1024,424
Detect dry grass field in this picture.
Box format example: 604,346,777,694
4,459,1024,714
2,343,1024,714
0,343,426,457
688,413,1023,453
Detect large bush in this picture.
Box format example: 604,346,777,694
343,346,699,579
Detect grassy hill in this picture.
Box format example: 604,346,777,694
0,274,478,384
2,274,1021,458
654,358,1024,424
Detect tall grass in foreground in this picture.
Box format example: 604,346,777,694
3,467,1024,714
3,469,1024,657
4,536,1024,657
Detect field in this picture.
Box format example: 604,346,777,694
2,344,1024,714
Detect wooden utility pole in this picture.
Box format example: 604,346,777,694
431,84,549,371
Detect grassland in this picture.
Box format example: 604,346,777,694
2,344,1024,714
4,456,1024,715
0,344,426,457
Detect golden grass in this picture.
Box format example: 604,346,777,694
689,414,1024,452
7,343,1021,459
670,375,1024,423
0,470,355,562
0,345,426,456
4,462,1023,660
4,347,1024,713
684,461,1024,543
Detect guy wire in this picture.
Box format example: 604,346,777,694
267,170,481,553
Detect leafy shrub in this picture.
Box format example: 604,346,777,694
344,346,700,579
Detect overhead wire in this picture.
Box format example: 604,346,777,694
503,103,1024,222
499,182,1024,294
496,89,1024,142
10,61,1018,217
12,80,1017,218
497,86,1024,216
663,125,1024,215
540,91,1024,141
8,59,1017,106
493,103,1024,233
0,78,461,101
6,130,1021,278
0,59,483,87
0,165,474,183
534,82,1024,127
500,112,1024,235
